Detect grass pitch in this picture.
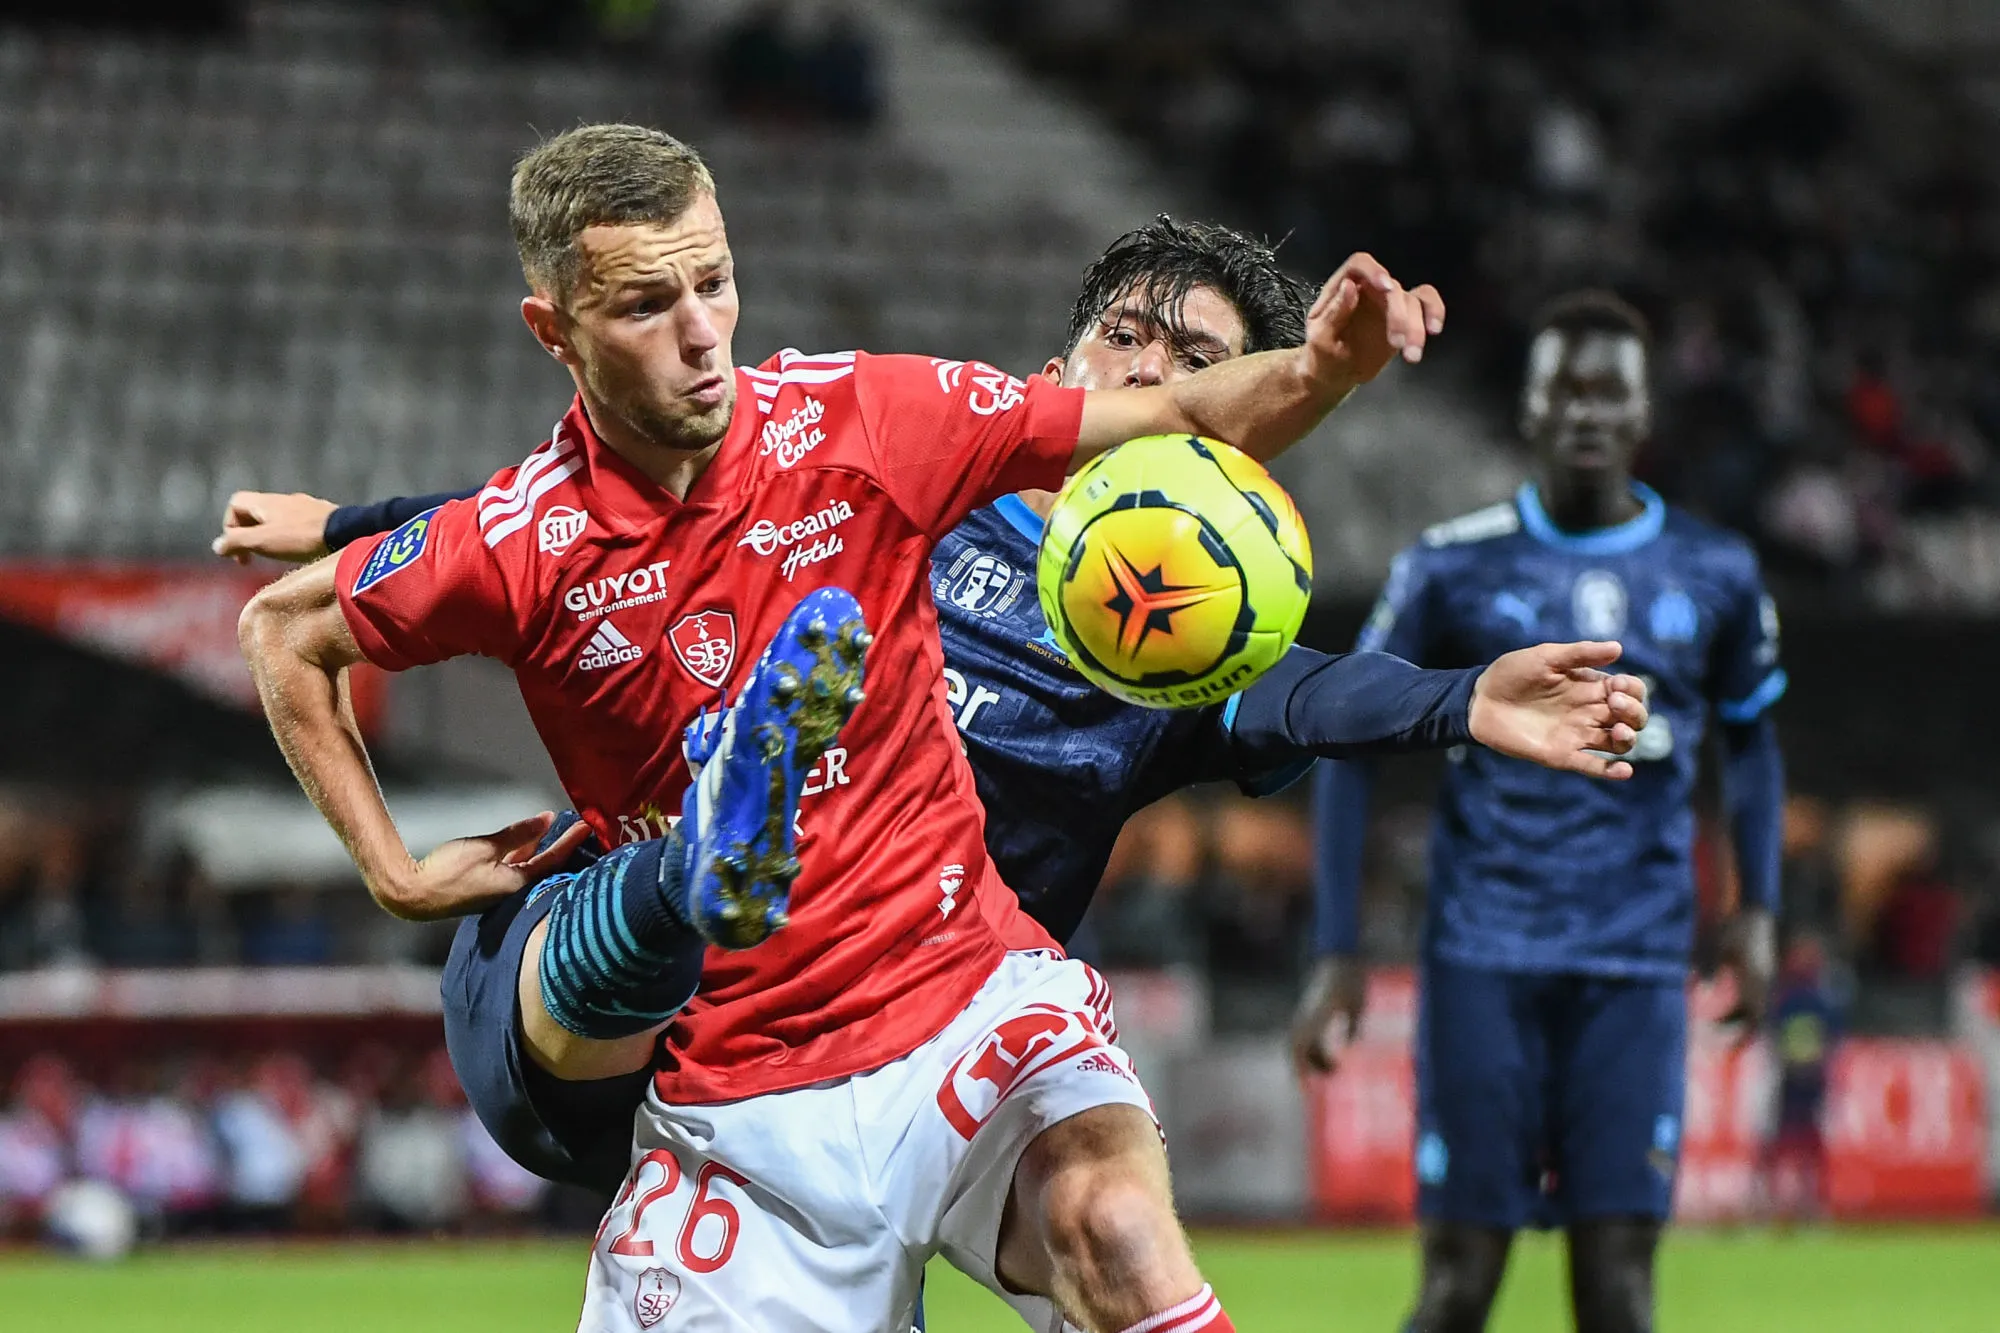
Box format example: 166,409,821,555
0,1227,1994,1331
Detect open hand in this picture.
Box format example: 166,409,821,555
1302,252,1446,392
213,491,338,565
1469,641,1650,780
1290,955,1370,1076
378,811,594,921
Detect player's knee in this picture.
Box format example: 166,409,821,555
1038,1158,1177,1286
1411,1226,1508,1333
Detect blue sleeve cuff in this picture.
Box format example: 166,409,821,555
1222,692,1315,797
1718,668,1788,724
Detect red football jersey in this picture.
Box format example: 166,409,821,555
335,350,1081,1103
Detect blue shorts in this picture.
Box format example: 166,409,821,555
1415,957,1686,1229
441,873,668,1197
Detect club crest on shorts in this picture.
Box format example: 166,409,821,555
633,1267,681,1328
669,610,737,687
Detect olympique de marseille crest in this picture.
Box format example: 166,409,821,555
669,610,737,687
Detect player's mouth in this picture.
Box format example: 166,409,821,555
687,375,729,408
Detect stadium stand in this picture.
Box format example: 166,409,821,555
0,1,1090,556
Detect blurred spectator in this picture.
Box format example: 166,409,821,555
1763,933,1841,1224
76,1059,222,1235
463,1112,547,1226
0,1056,80,1235
212,1061,305,1232
354,1048,467,1232
1088,794,1204,968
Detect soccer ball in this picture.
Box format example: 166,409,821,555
1036,434,1312,709
43,1179,138,1261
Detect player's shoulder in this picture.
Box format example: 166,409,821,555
1407,498,1525,574
1659,504,1764,584
467,417,591,561
1419,498,1523,551
743,348,862,411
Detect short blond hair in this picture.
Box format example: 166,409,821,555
510,124,716,301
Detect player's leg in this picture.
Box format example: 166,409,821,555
911,953,1227,1333
1564,1218,1660,1333
993,1102,1209,1331
441,820,691,1193
1408,1223,1515,1333
1404,958,1548,1333
1550,976,1686,1333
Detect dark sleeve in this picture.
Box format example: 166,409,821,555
1312,758,1372,956
1719,715,1784,914
1226,646,1478,773
325,488,481,551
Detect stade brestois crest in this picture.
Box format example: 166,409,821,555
1036,435,1312,708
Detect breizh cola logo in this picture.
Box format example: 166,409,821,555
760,396,826,468
737,499,854,580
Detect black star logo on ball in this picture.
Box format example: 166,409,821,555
1102,547,1229,660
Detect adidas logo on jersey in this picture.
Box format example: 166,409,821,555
577,621,643,672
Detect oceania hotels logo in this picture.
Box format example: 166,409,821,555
760,396,826,468
738,499,854,580
576,620,644,672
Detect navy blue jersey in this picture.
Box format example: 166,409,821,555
934,495,1309,942
1334,483,1785,979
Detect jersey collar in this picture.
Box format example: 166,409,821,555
991,492,1047,544
1516,481,1665,555
558,374,759,531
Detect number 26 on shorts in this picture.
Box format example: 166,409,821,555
597,1149,748,1275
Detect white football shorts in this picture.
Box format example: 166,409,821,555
575,949,1154,1332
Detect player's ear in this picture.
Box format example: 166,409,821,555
522,295,576,366
1039,357,1066,385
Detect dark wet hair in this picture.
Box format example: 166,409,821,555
1063,216,1315,360
1531,289,1653,350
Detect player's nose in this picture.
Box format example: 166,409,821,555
678,298,722,357
1125,341,1172,388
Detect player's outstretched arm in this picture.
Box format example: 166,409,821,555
237,558,586,919
215,488,480,563
213,491,339,564
1074,252,1445,466
1468,641,1650,780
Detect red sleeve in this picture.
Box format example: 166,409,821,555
851,353,1083,538
333,497,522,670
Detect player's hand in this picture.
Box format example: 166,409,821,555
1290,954,1369,1076
1719,907,1777,1034
1469,641,1649,780
213,491,338,565
1301,252,1446,393
381,811,593,921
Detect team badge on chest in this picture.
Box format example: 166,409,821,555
1571,570,1627,639
669,610,737,687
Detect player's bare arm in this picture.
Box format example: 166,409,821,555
1073,252,1445,465
237,558,586,920
1469,641,1650,780
213,490,338,564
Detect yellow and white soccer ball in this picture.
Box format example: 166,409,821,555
1036,434,1313,709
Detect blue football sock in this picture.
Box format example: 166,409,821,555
535,834,704,1039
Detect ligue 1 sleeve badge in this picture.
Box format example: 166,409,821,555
633,1267,681,1327
669,610,737,687
352,506,441,594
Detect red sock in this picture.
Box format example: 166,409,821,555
1116,1284,1234,1333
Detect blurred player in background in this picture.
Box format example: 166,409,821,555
1296,291,1788,1333
1763,932,1840,1225
239,123,1455,1333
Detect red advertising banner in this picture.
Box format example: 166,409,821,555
0,562,385,734
1308,968,1989,1223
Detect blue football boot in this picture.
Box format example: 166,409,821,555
679,587,871,950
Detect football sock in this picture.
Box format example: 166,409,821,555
536,834,704,1038
1117,1285,1234,1333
